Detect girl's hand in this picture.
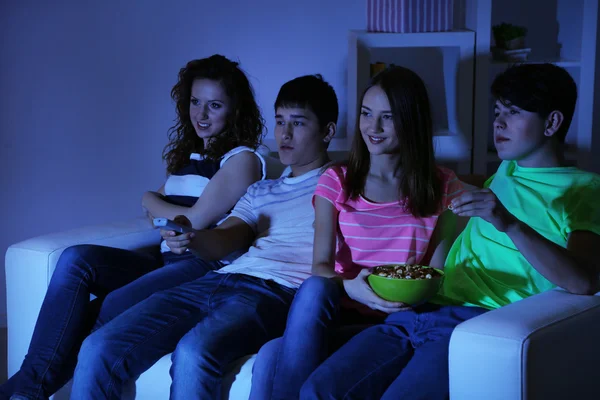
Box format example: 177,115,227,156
161,215,195,254
450,189,519,232
343,269,412,313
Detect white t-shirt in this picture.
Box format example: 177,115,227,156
215,167,323,289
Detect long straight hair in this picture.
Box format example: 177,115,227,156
345,66,442,217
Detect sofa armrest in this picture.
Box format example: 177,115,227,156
5,216,160,376
449,289,600,400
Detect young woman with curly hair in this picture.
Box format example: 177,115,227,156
2,54,267,400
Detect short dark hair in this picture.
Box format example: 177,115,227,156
274,74,339,129
491,63,577,142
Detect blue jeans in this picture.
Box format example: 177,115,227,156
1,245,220,400
70,271,296,400
250,276,380,400
301,304,488,400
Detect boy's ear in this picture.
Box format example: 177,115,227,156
323,122,336,144
544,110,564,137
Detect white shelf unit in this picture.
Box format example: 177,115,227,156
346,29,475,174
471,0,599,175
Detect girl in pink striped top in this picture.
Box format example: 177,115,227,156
249,66,464,400
314,164,461,281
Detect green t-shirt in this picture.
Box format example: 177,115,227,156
433,160,600,310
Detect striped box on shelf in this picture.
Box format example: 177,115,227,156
367,0,455,33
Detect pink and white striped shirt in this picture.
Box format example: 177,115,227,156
314,165,464,278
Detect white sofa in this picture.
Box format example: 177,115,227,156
6,217,600,400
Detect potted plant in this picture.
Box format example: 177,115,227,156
493,23,528,50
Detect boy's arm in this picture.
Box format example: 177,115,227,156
451,189,600,295
162,216,255,261
505,226,600,295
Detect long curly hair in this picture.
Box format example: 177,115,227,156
163,55,265,175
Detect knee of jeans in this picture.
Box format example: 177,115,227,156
297,276,340,303
254,338,281,371
291,276,341,317
54,245,97,280
78,330,113,367
171,334,213,375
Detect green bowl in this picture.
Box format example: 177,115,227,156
367,265,444,305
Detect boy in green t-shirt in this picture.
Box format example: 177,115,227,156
437,63,600,310
299,63,600,400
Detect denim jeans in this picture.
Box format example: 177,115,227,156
70,271,296,400
301,304,488,400
250,276,379,400
1,244,221,400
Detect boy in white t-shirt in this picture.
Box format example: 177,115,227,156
69,74,339,399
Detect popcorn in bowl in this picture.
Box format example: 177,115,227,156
372,264,442,280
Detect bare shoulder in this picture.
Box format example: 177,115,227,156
222,150,261,168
